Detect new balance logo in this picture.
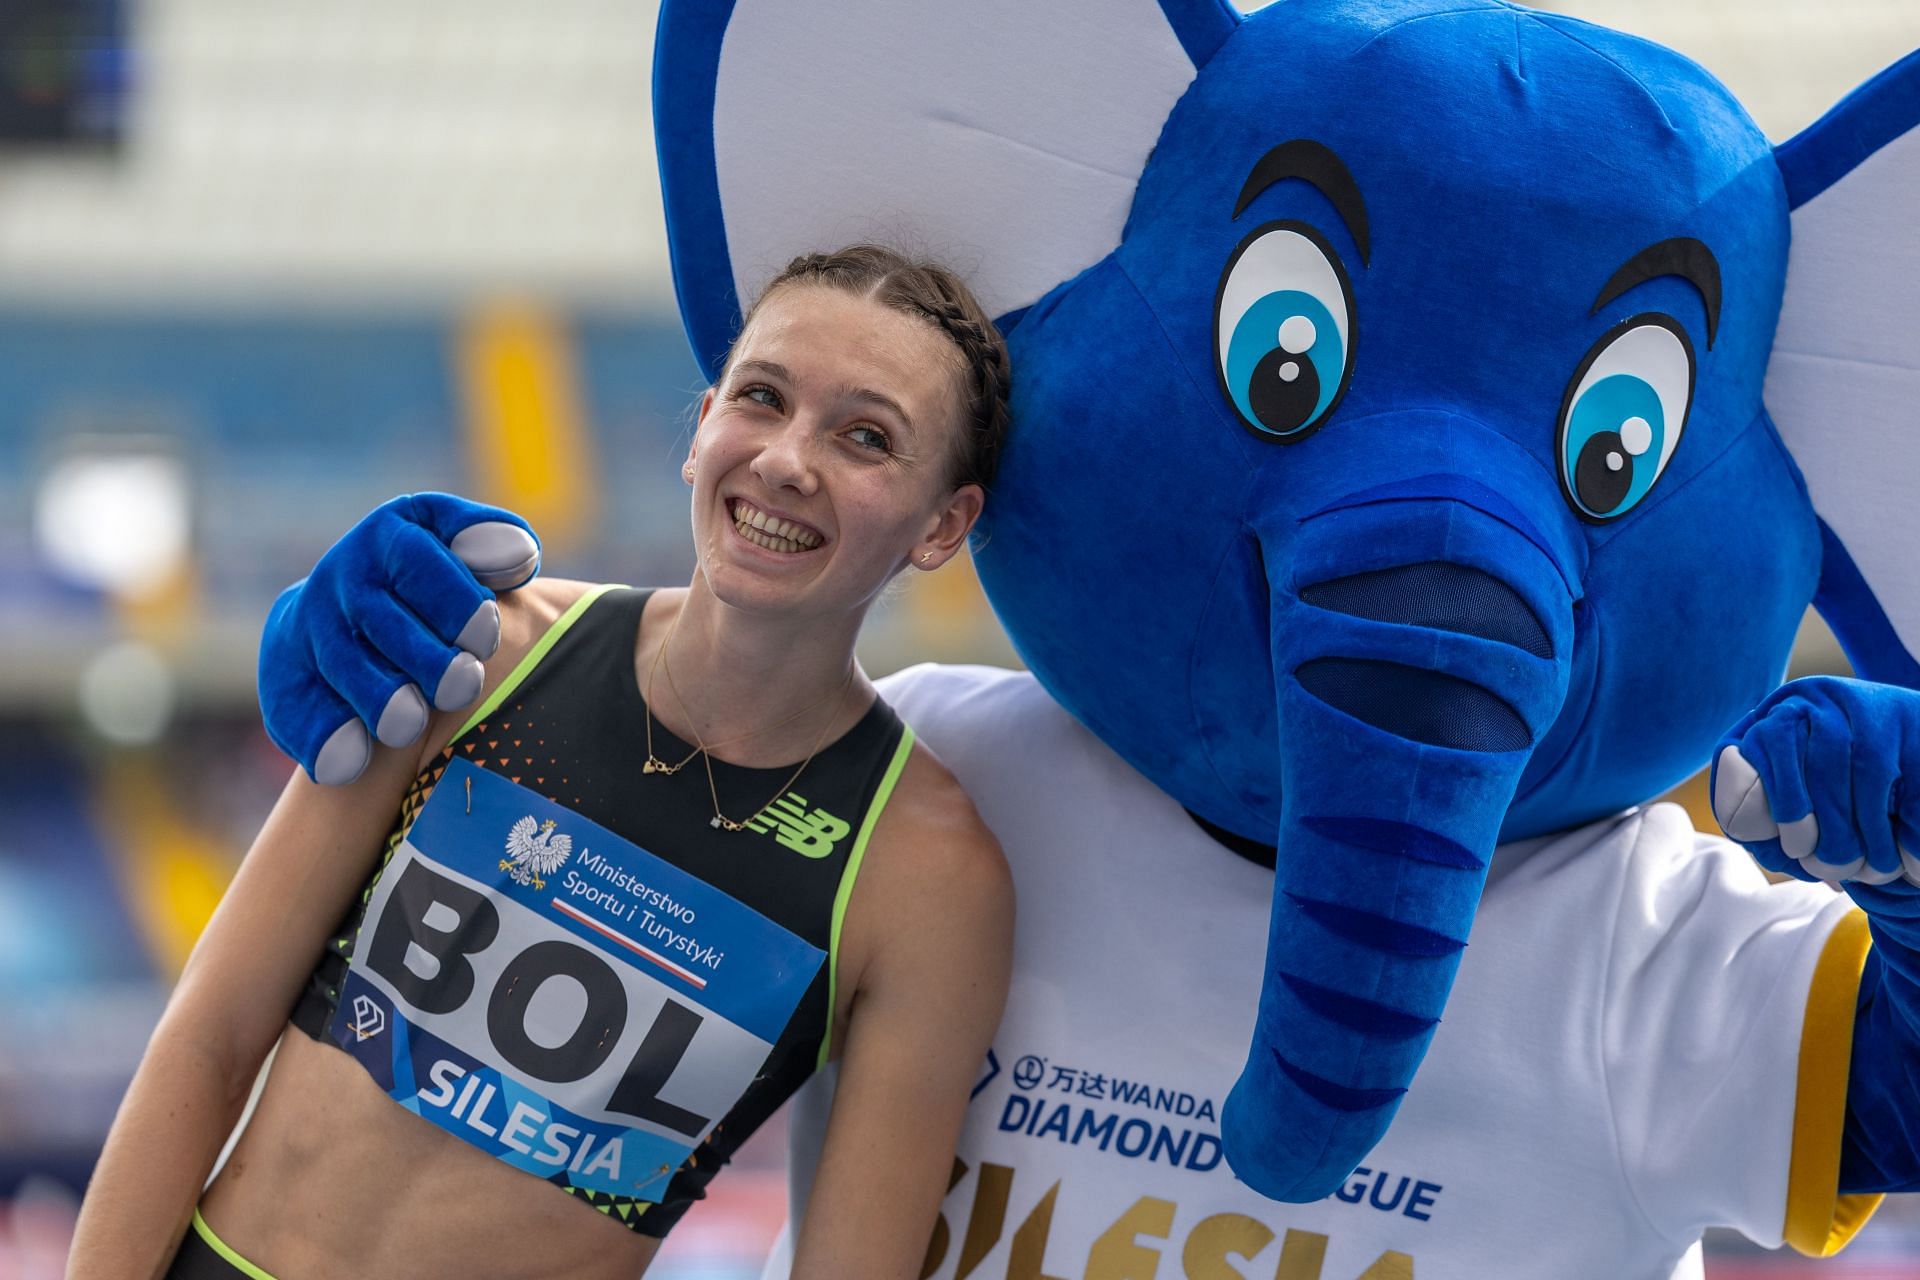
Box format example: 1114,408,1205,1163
745,793,851,859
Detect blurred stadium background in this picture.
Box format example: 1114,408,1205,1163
0,2,1914,1276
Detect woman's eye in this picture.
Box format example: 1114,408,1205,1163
1213,221,1356,441
1556,315,1695,522
742,385,782,410
846,424,891,452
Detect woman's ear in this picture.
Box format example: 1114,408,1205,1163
685,388,716,482
912,484,987,571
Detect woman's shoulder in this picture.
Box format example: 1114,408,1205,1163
409,579,631,770
868,735,1012,903
495,576,621,635
841,734,1013,1018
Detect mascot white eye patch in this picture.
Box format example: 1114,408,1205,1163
1556,315,1696,522
1215,222,1358,441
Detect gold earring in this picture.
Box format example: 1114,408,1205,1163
683,465,696,482
918,552,934,565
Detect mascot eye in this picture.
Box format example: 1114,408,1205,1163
1214,222,1356,441
1556,315,1695,522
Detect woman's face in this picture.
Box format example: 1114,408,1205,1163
686,284,984,619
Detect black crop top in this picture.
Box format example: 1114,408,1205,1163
292,586,913,1236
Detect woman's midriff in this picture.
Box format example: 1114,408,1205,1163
199,1029,662,1280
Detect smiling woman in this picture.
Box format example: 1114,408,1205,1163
68,247,1018,1280
691,282,992,618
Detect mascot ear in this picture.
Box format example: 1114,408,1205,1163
654,0,1241,378
1766,51,1920,686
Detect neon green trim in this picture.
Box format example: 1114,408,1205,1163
192,1210,280,1280
817,725,916,1070
453,584,622,742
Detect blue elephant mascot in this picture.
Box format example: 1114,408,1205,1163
256,0,1920,1273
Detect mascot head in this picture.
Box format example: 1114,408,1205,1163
654,0,1920,1201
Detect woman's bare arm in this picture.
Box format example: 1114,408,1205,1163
66,581,586,1279
65,748,431,1278
790,748,1014,1279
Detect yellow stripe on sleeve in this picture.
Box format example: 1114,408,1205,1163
1782,909,1884,1256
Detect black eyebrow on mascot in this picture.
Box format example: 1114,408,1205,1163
254,0,1920,1271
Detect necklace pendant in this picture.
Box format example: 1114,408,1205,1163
709,815,723,828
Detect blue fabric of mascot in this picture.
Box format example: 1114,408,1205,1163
255,0,1920,1260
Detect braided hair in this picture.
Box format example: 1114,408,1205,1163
724,246,1011,492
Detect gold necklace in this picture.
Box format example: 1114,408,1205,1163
641,600,840,774
646,599,855,831
697,662,852,831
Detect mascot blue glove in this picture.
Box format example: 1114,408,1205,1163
1713,678,1920,1193
258,492,540,785
1715,678,1920,890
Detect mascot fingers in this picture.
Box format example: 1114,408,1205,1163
375,520,506,705
259,493,538,784
1712,678,1920,889
404,492,542,592
309,604,432,755
260,582,373,786
312,717,372,788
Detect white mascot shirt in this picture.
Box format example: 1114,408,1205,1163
764,665,1874,1280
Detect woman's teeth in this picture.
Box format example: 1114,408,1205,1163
732,500,822,553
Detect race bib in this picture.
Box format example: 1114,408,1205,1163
327,758,824,1201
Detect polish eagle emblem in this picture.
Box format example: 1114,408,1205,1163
501,815,571,890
